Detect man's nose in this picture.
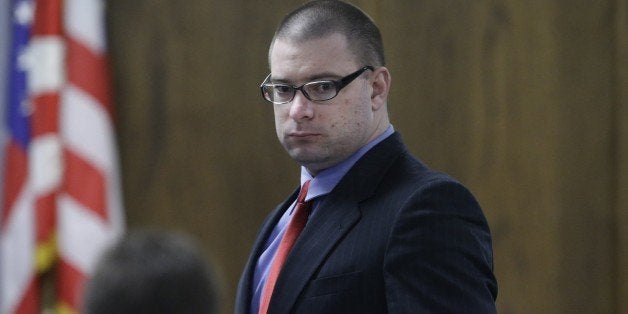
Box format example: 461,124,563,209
288,91,314,120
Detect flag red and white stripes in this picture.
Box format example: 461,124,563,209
1,0,125,313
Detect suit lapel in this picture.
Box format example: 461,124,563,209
236,188,299,314
268,195,361,313
267,133,407,313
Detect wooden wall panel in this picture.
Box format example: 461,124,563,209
107,2,300,312
547,3,616,312
375,1,618,312
616,0,628,312
106,1,626,313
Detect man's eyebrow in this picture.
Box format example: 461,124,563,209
270,72,342,84
308,72,343,81
268,76,291,84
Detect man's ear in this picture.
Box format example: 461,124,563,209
370,67,391,111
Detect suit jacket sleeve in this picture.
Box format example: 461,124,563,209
383,178,498,313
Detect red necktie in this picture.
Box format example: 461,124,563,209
258,180,312,314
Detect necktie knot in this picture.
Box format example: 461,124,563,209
297,180,311,204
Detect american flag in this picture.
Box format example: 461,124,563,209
0,0,125,313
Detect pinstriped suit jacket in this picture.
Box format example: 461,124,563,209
236,133,498,313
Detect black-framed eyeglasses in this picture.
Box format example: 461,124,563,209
260,66,374,104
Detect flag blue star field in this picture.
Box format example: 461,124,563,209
1,1,38,313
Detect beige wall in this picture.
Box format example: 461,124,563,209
106,1,628,313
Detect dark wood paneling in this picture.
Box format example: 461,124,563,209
106,1,626,313
107,2,304,312
616,0,628,313
377,1,617,312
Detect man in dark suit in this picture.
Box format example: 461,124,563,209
236,1,498,313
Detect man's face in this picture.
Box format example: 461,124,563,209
269,34,379,174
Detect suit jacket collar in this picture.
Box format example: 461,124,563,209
237,132,407,314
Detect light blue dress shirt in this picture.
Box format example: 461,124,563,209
250,126,394,314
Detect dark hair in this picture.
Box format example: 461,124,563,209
271,0,385,67
82,230,219,314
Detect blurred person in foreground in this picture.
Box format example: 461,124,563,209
236,1,498,313
83,229,219,314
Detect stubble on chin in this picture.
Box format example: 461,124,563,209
283,142,327,168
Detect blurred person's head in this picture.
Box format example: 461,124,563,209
83,229,219,314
